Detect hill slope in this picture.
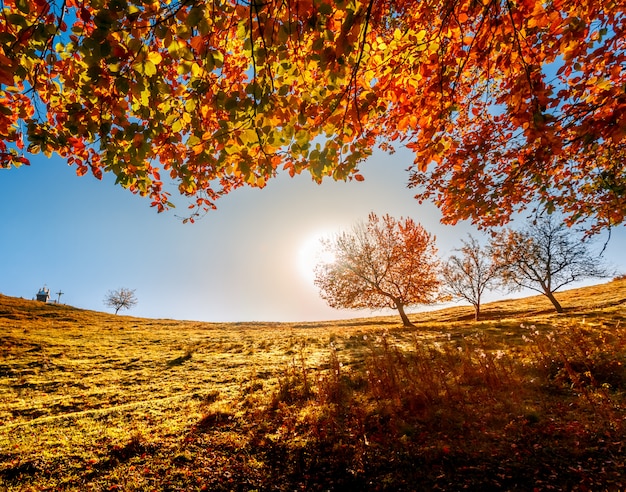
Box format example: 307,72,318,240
1,279,625,491
2,278,625,328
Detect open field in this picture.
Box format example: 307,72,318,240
1,280,626,490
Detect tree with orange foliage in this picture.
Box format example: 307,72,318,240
2,0,625,230
314,213,441,327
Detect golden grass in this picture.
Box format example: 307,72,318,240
1,279,625,490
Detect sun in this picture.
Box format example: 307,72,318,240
297,231,335,284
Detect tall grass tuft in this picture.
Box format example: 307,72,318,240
265,318,626,489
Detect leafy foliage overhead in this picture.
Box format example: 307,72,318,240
2,0,625,228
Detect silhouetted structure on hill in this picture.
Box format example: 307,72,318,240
36,286,50,302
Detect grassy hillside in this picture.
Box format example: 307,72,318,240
1,280,625,490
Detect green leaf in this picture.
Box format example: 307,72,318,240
187,135,201,146
127,38,142,53
187,7,204,27
318,3,333,15
295,130,309,146
224,97,239,111
16,0,30,14
154,24,168,39
115,77,129,95
204,52,215,72
212,50,224,68
197,18,210,36
6,14,27,27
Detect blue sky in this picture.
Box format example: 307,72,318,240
1,147,625,322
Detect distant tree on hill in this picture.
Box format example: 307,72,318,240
104,288,138,315
442,235,499,321
489,216,610,313
314,213,441,327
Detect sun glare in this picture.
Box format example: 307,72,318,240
297,232,335,284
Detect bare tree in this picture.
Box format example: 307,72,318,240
314,213,441,327
442,235,499,321
489,215,609,313
104,288,138,315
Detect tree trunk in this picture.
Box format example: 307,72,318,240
545,291,564,313
474,302,481,321
396,303,416,328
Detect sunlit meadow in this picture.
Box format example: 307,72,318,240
1,279,625,490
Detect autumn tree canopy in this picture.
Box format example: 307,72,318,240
2,0,625,228
314,213,441,327
489,215,609,313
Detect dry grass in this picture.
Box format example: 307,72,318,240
1,280,625,490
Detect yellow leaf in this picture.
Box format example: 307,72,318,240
132,60,144,74
144,60,157,76
191,62,206,78
240,129,258,145
141,89,150,107
172,119,183,133
596,78,612,91
185,98,196,112
147,51,162,65
167,40,180,56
